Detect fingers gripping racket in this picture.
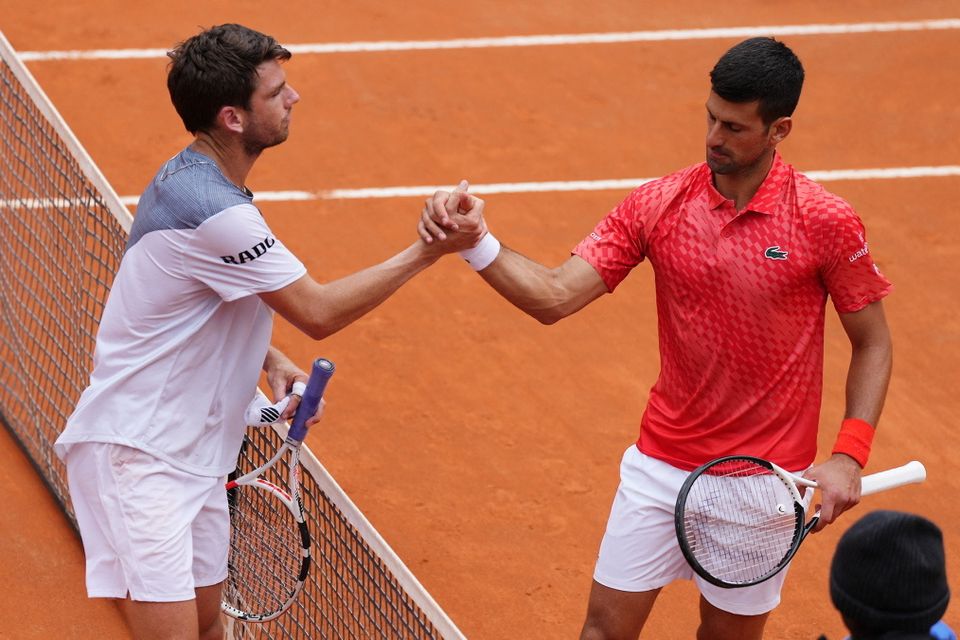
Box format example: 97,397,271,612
221,358,335,622
674,456,926,588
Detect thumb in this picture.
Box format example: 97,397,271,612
443,179,471,219
454,179,473,213
457,190,474,213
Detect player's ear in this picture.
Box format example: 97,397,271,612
218,105,244,134
769,116,792,146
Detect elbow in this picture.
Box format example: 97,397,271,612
300,320,335,341
528,304,569,325
524,289,580,325
532,311,562,325
309,329,332,341
303,327,328,341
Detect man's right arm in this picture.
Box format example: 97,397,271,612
418,183,608,324
475,249,608,325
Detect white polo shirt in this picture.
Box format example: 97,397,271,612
55,148,306,476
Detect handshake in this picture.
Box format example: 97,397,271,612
416,180,500,271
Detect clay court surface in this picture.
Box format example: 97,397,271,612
2,2,958,638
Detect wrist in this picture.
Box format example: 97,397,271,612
459,232,500,271
831,417,875,468
408,239,445,267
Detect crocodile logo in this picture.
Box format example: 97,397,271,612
764,245,789,260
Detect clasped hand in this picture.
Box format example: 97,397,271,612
417,179,488,252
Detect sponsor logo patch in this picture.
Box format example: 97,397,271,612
764,245,789,260
221,236,276,265
848,243,870,263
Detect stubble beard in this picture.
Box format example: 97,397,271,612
706,154,735,175
707,147,769,177
242,126,288,156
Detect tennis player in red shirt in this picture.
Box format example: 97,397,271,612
419,38,893,640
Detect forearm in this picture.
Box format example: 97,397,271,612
265,241,441,340
262,345,289,372
319,242,440,334
260,345,307,401
825,300,893,471
835,300,893,427
476,246,607,325
843,338,892,426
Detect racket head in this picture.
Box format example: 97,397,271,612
222,458,311,621
674,455,807,588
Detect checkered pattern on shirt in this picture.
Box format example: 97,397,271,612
573,153,892,471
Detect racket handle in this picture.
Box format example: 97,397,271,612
287,358,335,443
861,460,926,496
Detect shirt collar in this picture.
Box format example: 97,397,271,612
705,151,790,215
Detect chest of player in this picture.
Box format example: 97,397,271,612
646,200,821,302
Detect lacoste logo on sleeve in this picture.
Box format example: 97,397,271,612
221,236,276,265
764,245,789,260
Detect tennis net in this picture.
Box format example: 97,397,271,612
0,30,465,640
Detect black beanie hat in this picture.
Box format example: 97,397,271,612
830,510,950,633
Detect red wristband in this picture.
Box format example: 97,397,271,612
832,418,875,468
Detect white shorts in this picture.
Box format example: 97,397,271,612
64,442,229,601
593,446,807,616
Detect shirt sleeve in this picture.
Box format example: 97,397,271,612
819,202,893,313
572,184,659,292
184,203,307,301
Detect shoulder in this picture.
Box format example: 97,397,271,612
790,169,861,232
646,162,706,197
154,148,252,214
621,162,707,213
793,170,856,216
129,149,254,248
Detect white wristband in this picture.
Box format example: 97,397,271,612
458,232,500,271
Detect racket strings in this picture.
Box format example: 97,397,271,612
226,478,306,616
681,461,800,585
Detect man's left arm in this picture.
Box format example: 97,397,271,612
808,299,893,530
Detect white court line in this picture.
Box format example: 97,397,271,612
102,165,960,206
17,19,960,61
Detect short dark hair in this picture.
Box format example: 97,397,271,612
166,24,291,134
709,37,804,124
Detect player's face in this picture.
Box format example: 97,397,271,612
704,92,778,176
242,59,300,154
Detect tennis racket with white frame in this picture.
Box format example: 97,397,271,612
674,455,926,588
221,357,335,622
